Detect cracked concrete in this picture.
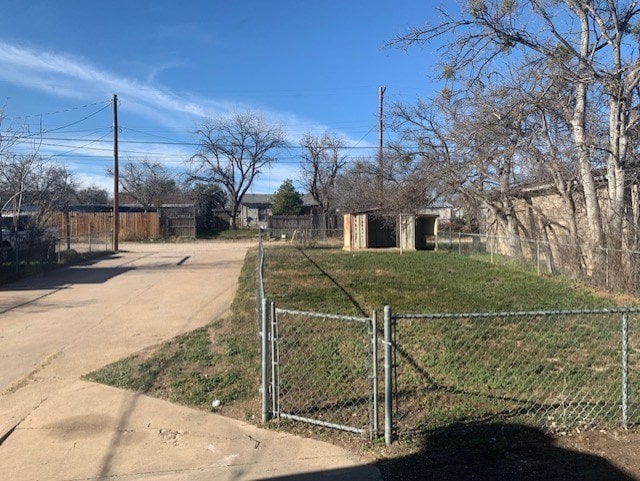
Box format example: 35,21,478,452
0,240,380,480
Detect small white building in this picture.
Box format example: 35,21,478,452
343,211,438,251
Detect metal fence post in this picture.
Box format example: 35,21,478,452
622,311,629,429
606,248,610,288
384,305,393,446
490,235,494,264
372,310,379,437
271,301,279,419
261,297,271,423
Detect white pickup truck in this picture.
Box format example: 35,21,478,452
0,216,53,262
1,225,29,262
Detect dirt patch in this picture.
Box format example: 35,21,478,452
554,430,640,478
371,425,640,480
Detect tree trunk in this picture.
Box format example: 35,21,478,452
607,96,627,248
571,13,604,274
230,206,239,230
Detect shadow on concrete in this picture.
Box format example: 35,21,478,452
255,465,382,480
95,392,142,480
0,253,149,291
0,265,134,291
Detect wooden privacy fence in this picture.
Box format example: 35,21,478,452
159,204,196,237
50,212,160,241
268,215,318,238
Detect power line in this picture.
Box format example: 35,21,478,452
25,103,112,137
8,135,379,151
120,126,184,143
42,152,377,165
4,99,112,122
50,131,113,159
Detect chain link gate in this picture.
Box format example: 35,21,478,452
271,307,378,437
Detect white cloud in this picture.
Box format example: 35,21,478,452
0,41,231,128
0,41,374,192
75,172,113,193
0,41,373,146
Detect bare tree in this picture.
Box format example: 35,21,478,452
75,185,110,204
392,80,533,256
299,132,347,231
113,159,180,211
392,0,640,278
0,153,77,229
333,157,380,214
188,112,287,229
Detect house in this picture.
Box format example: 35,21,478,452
480,176,637,281
238,193,320,228
239,194,272,228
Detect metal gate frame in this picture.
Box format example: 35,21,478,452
270,306,379,437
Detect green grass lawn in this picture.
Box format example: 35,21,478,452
264,246,612,314
84,243,631,445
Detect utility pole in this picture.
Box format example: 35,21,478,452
112,94,119,252
378,86,386,207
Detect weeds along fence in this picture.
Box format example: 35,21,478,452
439,230,640,296
256,237,640,445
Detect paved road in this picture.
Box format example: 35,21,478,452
0,241,380,480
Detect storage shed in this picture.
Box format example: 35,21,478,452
343,211,438,251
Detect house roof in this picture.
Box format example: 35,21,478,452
240,193,319,207
302,193,319,206
242,194,273,206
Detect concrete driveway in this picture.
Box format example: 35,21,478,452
0,241,380,480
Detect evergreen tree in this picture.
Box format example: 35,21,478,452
271,179,303,215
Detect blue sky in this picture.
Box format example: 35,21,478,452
0,1,449,195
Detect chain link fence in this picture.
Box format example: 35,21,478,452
1,230,113,281
272,308,377,436
257,229,266,329
56,229,113,257
392,309,640,437
255,237,640,444
263,228,344,248
438,230,640,296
